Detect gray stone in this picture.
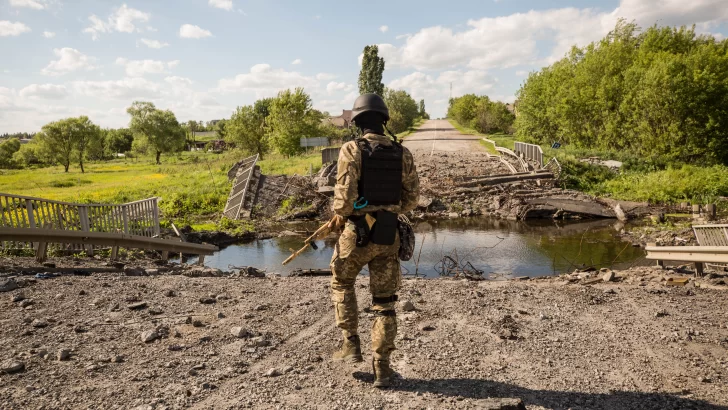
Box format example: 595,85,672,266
19,299,33,308
0,278,18,293
112,355,124,363
231,327,251,338
476,398,526,410
448,212,460,218
263,368,281,377
57,349,70,361
1,360,25,374
602,269,616,282
199,298,216,305
253,304,268,311
11,292,24,302
31,319,48,328
124,267,146,276
250,336,270,347
400,300,416,312
144,269,160,275
141,330,159,343
163,289,176,297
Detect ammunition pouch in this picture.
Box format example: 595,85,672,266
370,210,398,245
374,310,396,317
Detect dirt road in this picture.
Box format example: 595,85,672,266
403,119,483,154
1,265,727,409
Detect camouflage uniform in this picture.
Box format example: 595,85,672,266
330,133,419,360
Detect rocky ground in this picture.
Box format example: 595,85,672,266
1,259,727,410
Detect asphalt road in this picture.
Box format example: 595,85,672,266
402,119,483,154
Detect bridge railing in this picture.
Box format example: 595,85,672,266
0,193,159,251
514,141,544,169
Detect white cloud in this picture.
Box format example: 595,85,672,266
165,76,193,87
209,0,233,11
291,59,302,65
376,0,728,71
380,25,389,33
116,58,178,77
83,4,150,40
515,70,528,77
0,21,31,37
42,31,55,38
73,77,162,100
179,24,212,39
19,84,68,100
326,81,354,95
41,48,96,76
315,73,337,81
9,0,45,10
139,38,169,49
218,64,320,98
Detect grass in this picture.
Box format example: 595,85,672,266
448,119,515,152
0,149,324,226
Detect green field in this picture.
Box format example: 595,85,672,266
0,150,323,227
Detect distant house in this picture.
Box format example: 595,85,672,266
323,110,353,129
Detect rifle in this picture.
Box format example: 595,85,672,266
282,217,336,266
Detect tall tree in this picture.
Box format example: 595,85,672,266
227,105,270,159
358,45,386,96
266,88,322,156
127,101,186,164
418,99,430,119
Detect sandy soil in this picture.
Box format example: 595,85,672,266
1,262,727,410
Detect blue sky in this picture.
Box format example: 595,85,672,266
1,0,727,133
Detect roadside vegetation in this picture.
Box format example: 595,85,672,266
449,21,728,207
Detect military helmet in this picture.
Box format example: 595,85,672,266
351,93,389,122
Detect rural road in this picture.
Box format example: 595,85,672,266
403,119,483,154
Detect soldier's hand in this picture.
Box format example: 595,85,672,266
328,215,346,231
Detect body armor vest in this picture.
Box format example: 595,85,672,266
356,138,403,206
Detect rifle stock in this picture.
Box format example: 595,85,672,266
282,218,335,265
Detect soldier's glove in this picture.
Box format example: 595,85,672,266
327,215,346,231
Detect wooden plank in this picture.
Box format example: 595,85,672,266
525,198,615,218
0,228,219,255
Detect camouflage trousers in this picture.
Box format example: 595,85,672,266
330,222,401,360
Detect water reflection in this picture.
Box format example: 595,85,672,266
201,218,646,278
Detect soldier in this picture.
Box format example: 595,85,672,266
327,93,420,388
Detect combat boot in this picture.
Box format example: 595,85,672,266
372,358,394,388
332,335,363,363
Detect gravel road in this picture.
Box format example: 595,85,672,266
1,266,727,409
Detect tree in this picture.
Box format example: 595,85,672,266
215,119,228,140
227,105,270,159
127,101,186,164
86,127,108,161
358,45,385,96
418,99,430,120
12,142,45,168
35,117,96,172
107,128,134,154
72,116,101,173
0,138,21,169
384,88,419,134
266,88,322,156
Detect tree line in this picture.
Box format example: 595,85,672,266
447,94,515,134
515,20,728,166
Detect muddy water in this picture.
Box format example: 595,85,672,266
200,218,646,278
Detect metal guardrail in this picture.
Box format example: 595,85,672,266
223,154,260,220
514,141,544,169
322,147,340,164
645,245,728,277
496,147,529,173
544,157,562,179
0,193,159,252
693,225,728,246
0,228,217,263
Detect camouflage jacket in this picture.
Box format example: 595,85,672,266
333,133,419,217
